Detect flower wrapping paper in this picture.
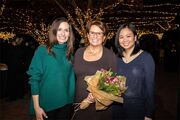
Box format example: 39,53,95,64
80,70,127,110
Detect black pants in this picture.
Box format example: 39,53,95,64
44,104,73,120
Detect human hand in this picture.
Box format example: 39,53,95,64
35,107,48,120
80,93,95,109
144,116,152,120
87,93,95,103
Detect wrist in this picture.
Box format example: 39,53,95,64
34,105,40,109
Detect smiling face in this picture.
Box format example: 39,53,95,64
56,22,70,44
118,27,137,51
87,25,105,47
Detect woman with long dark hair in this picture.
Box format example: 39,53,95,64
27,18,75,120
113,23,155,120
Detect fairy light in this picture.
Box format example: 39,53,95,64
0,2,179,44
26,20,50,44
137,30,164,40
0,32,16,40
56,0,125,45
0,8,52,44
0,0,6,15
65,1,178,43
107,31,115,40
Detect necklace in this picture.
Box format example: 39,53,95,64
88,46,102,55
123,57,130,63
89,46,97,55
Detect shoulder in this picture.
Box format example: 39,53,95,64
73,47,86,63
142,51,153,60
102,47,117,64
74,47,86,55
103,47,116,60
36,45,47,51
141,50,155,65
103,47,116,55
116,56,123,63
77,47,86,52
34,45,47,55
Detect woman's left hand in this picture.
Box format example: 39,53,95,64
87,93,95,103
144,116,152,120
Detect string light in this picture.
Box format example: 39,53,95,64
137,30,164,40
0,0,6,15
0,2,179,44
26,20,50,44
0,8,52,44
0,32,16,40
59,0,125,44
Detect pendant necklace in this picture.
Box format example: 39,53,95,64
123,57,129,63
88,46,101,55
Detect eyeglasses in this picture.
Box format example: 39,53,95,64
89,31,104,37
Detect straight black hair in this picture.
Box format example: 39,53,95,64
114,22,140,58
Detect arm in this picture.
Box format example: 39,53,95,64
112,53,118,73
144,53,155,119
109,50,117,73
27,46,47,119
27,46,44,95
68,66,75,100
32,95,47,120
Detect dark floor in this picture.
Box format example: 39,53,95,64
0,64,179,120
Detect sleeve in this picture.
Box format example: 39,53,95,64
72,48,81,71
26,46,44,95
112,52,118,73
68,66,75,100
108,49,117,73
72,50,77,66
144,53,155,118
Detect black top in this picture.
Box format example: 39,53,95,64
73,46,117,120
117,51,155,117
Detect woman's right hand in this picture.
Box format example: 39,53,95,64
35,107,48,120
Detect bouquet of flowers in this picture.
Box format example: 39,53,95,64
79,69,127,110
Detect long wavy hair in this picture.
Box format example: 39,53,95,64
47,17,75,60
115,22,140,58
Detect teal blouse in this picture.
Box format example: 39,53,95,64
27,44,75,114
